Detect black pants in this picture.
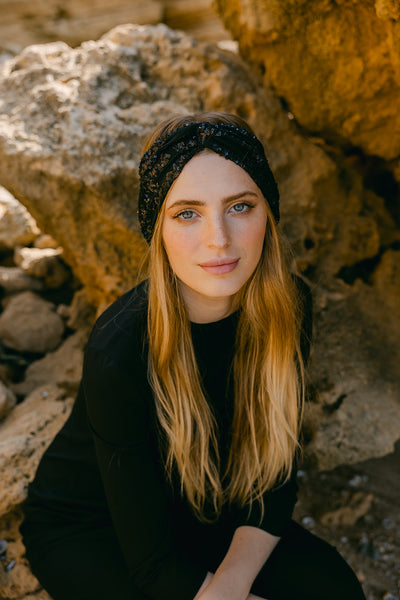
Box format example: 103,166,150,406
24,520,366,600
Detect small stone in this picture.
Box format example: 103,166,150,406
302,516,315,528
0,266,44,293
4,558,16,572
382,518,395,530
34,233,60,249
14,246,70,289
0,187,40,251
0,381,17,421
348,474,369,487
0,539,8,555
358,533,380,560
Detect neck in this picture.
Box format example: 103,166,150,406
178,281,236,324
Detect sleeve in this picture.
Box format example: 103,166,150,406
231,459,298,537
83,345,208,600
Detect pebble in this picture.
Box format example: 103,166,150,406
382,518,395,530
4,558,16,572
302,516,315,528
348,474,369,487
0,539,8,555
358,532,380,559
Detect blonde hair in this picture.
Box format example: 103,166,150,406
144,112,305,522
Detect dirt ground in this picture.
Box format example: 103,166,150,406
295,440,400,600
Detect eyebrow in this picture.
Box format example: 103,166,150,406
166,191,260,211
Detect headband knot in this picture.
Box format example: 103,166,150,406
138,121,279,243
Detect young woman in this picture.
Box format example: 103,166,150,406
20,112,366,600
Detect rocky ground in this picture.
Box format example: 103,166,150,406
295,444,400,600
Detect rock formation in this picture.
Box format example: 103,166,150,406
0,0,228,50
214,0,400,181
0,23,399,473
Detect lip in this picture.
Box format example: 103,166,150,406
199,258,239,275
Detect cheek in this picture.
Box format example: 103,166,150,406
240,219,267,255
162,226,193,269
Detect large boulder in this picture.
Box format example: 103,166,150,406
0,384,74,517
214,0,400,176
0,0,227,51
0,24,399,468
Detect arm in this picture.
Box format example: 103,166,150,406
83,345,207,600
194,526,279,600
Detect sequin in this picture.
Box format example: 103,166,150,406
138,121,279,243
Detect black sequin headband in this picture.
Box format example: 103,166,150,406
138,121,279,243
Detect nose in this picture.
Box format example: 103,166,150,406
205,215,231,249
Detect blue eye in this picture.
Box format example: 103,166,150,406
177,210,196,220
231,202,250,213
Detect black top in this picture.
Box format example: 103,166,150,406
22,279,312,600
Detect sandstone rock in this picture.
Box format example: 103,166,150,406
0,0,164,50
0,24,398,468
0,266,44,293
0,380,17,420
0,384,73,516
0,291,65,353
214,0,400,167
0,0,227,53
33,233,60,250
12,329,87,398
0,187,40,251
14,246,70,289
64,287,97,330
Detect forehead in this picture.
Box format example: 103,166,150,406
164,150,262,204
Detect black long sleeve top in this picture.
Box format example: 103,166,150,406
22,278,312,600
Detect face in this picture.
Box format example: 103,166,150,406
161,150,268,323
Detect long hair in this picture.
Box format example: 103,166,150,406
144,112,305,522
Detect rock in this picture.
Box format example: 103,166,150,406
0,266,44,293
214,0,400,167
0,0,164,51
0,384,74,516
320,492,374,527
14,246,70,289
0,24,399,468
33,233,60,249
0,0,227,53
0,187,40,251
0,381,17,421
64,288,97,330
0,291,65,353
12,330,87,398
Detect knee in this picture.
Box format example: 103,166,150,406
314,546,366,600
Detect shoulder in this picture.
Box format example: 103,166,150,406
86,279,149,373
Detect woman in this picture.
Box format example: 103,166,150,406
20,112,366,600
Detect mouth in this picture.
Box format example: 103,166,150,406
199,258,240,275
